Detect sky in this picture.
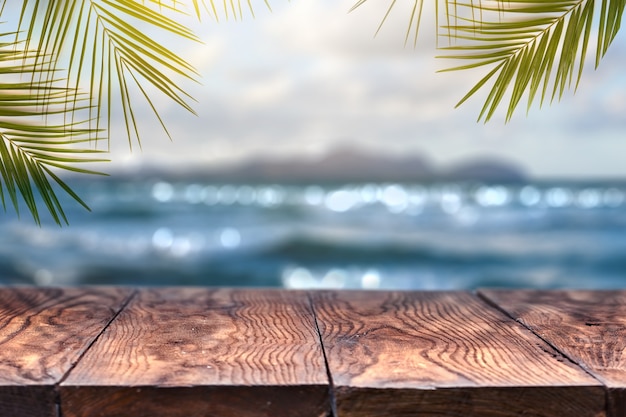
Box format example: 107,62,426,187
106,0,626,179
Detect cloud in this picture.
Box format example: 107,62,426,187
104,0,626,179
263,1,438,59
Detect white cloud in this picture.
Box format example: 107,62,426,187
264,0,437,59
103,0,626,179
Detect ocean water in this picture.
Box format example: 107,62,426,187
2,177,626,289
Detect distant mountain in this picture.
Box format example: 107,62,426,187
111,147,527,183
445,158,527,183
202,147,436,183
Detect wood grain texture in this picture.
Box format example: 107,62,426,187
312,290,605,417
0,287,133,417
60,288,330,417
480,289,626,417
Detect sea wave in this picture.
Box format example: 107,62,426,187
2,179,626,289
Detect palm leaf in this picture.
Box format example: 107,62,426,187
0,1,279,224
188,0,273,20
438,0,625,121
353,0,624,121
0,1,283,224
0,31,106,225
351,0,426,46
6,0,201,147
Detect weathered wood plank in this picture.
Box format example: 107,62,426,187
312,290,605,417
60,288,330,417
479,289,626,417
0,287,133,417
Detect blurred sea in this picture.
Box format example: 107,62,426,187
2,177,626,289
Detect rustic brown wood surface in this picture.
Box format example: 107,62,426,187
0,287,133,417
479,289,626,417
60,288,330,417
312,290,605,417
2,287,622,417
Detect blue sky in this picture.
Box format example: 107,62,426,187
102,1,626,179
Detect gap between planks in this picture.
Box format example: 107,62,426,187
476,289,620,417
307,292,338,417
57,290,139,387
53,290,138,417
475,290,607,385
478,289,626,417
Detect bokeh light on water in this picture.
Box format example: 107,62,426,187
2,178,626,289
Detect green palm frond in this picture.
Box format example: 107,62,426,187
351,0,428,47
439,0,625,121
0,0,278,224
10,0,201,147
0,33,106,225
0,132,107,225
187,0,273,20
353,0,624,122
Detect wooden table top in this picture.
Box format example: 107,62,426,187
0,287,623,417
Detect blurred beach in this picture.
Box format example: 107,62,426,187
2,176,626,290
